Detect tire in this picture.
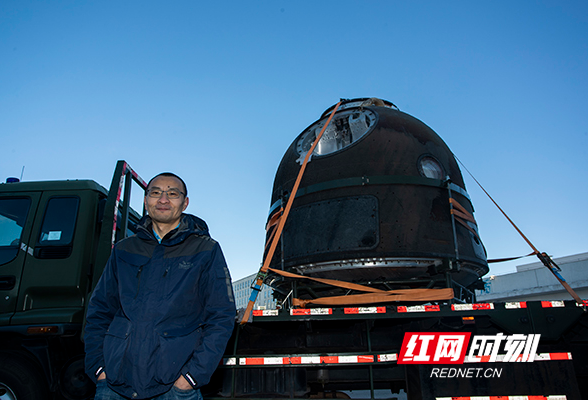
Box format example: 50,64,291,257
0,354,48,400
59,356,95,400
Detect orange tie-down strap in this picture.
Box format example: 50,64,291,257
449,198,482,241
449,198,476,224
267,267,454,307
239,101,344,325
264,208,283,251
488,252,537,263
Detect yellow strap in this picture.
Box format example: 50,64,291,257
268,267,387,293
293,288,454,307
266,267,454,307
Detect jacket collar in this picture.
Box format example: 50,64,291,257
136,213,209,244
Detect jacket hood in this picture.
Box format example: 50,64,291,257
136,213,210,243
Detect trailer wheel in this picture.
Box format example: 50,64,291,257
0,354,47,400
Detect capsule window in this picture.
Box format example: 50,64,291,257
295,109,377,164
418,155,445,180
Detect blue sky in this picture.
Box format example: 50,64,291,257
1,1,587,281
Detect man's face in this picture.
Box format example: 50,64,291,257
145,175,189,226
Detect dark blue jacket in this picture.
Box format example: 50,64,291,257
84,214,236,399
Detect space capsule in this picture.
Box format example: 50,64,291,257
265,98,488,303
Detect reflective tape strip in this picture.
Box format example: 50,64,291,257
452,303,494,311
437,396,566,400
290,356,321,364
263,357,289,365
336,355,374,363
505,302,527,309
290,308,332,316
237,354,377,366
465,353,572,363
465,355,491,363
535,352,572,361
377,354,398,362
465,354,508,363
245,301,581,318
287,357,307,364
541,301,565,308
290,356,322,364
397,305,440,313
230,352,570,367
111,172,125,246
239,358,263,365
252,310,279,317
128,168,147,187
344,306,386,314
239,357,289,366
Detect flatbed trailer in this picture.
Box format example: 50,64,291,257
204,300,588,400
205,98,588,400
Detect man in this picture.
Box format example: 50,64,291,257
85,172,236,400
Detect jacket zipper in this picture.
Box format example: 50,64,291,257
135,265,144,299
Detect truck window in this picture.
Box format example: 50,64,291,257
0,197,31,265
35,197,79,259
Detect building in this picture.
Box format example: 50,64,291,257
232,272,278,310
476,252,588,302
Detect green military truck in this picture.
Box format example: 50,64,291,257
0,161,145,400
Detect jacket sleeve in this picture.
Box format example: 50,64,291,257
84,249,121,383
181,242,236,388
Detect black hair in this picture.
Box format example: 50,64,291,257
146,172,188,197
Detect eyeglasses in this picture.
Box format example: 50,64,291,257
146,188,185,199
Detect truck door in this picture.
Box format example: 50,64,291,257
13,193,88,325
0,193,41,325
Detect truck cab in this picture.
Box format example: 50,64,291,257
0,162,145,400
0,180,108,327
